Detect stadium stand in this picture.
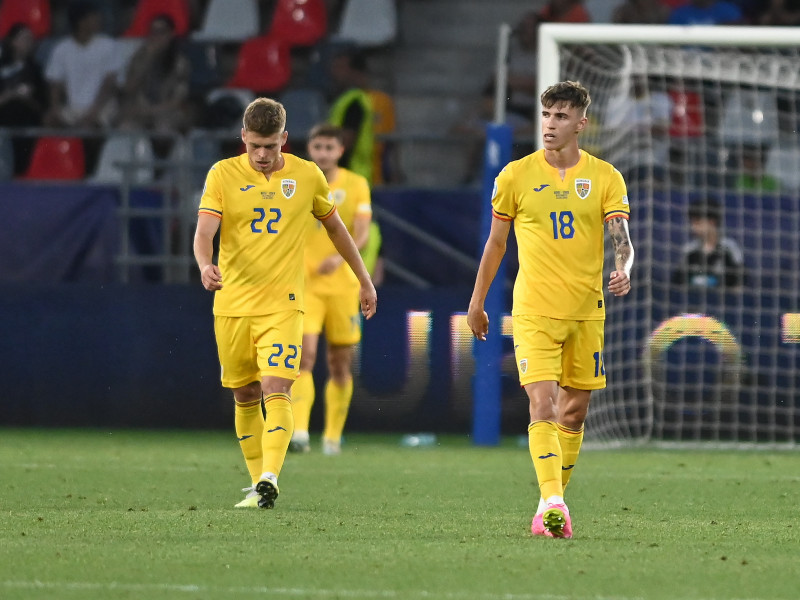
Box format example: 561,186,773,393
123,0,191,37
193,0,260,42
21,136,85,180
225,36,291,93
336,0,397,47
267,0,328,47
0,0,51,39
90,133,154,184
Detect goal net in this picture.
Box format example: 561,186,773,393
537,25,800,445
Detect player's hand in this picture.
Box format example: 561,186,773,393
608,270,631,296
467,305,489,341
360,281,377,320
201,264,223,291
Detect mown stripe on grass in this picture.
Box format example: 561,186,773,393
1,580,648,600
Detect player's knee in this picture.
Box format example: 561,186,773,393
233,381,262,404
528,396,557,422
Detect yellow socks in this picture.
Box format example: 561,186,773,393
528,420,563,501
557,423,584,492
290,370,315,434
260,393,294,478
234,398,264,485
323,378,353,443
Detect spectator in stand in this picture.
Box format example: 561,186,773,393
368,88,401,185
672,198,745,289
603,74,672,187
327,49,375,185
733,143,780,192
668,0,743,25
118,14,192,154
537,0,591,22
0,23,48,174
613,0,670,23
43,1,122,128
757,0,800,25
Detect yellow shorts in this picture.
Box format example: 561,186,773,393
303,288,361,346
512,315,606,390
214,310,303,388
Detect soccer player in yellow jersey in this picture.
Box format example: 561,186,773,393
468,81,635,538
289,124,372,455
193,98,377,509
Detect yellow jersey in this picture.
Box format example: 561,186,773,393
491,149,629,320
305,167,372,296
198,153,335,316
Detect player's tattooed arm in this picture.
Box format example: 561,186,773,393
608,217,634,276
607,216,634,296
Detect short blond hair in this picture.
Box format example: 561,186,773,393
242,98,286,136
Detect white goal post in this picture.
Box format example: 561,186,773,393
535,25,800,446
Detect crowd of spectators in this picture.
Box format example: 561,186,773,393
0,0,398,180
2,0,799,184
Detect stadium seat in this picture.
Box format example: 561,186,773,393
718,89,779,146
668,90,704,138
281,88,327,143
22,137,85,180
336,0,396,47
90,133,155,185
124,0,190,37
0,0,51,39
226,36,291,93
267,0,327,47
194,0,259,42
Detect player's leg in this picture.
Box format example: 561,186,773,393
322,344,355,454
289,333,319,453
320,291,362,455
514,315,572,537
556,387,589,492
558,319,605,493
214,316,266,507
232,381,265,488
253,311,303,508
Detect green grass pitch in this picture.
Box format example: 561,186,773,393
0,429,797,600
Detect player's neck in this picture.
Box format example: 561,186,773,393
322,166,339,183
544,146,581,175
261,154,285,181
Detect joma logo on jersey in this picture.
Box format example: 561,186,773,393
281,179,296,199
575,179,591,198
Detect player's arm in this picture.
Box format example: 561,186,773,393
194,213,223,291
321,211,377,319
468,216,512,340
317,213,371,275
606,216,634,297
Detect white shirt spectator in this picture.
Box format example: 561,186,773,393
603,77,672,175
45,34,121,116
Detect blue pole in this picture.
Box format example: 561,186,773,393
472,122,512,446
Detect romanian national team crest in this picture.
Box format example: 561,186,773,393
281,179,296,199
519,358,528,374
575,178,591,199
